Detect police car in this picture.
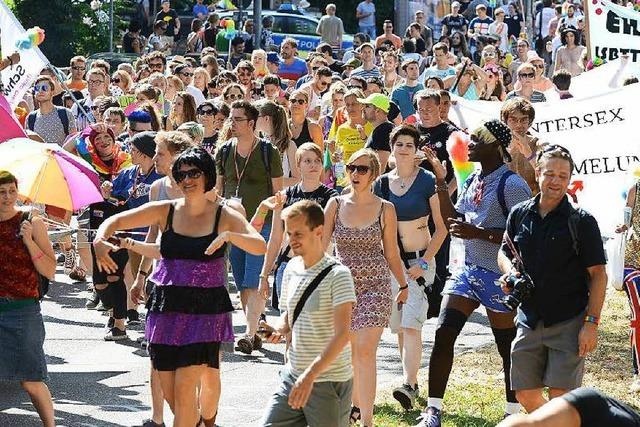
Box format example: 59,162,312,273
218,5,353,53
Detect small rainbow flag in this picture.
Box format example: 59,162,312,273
446,131,476,192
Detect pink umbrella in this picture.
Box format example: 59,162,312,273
0,138,103,211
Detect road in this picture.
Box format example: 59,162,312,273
0,270,493,427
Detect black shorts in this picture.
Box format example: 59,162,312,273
562,387,640,427
90,246,129,284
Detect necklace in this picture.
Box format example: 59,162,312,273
397,170,417,189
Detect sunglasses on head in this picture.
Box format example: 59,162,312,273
346,164,370,174
347,85,363,89
174,169,203,183
519,72,535,79
198,108,215,115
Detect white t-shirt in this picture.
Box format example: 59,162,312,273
489,21,509,53
281,255,356,382
186,85,205,107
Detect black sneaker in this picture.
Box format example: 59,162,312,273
106,317,115,329
393,383,418,410
259,313,267,323
85,290,100,309
141,419,165,427
104,327,127,341
127,309,140,325
237,335,254,354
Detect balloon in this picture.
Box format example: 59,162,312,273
15,26,45,50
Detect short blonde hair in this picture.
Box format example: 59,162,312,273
348,148,381,182
295,142,322,165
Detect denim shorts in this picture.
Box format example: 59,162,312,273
443,263,511,313
0,300,48,381
229,222,271,291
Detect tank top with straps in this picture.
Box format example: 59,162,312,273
292,119,312,148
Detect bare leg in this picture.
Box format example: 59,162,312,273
157,371,176,412
199,365,221,422
397,331,404,360
150,365,165,424
548,388,569,399
242,289,264,337
21,381,55,427
173,365,206,427
497,397,581,427
516,388,548,413
353,327,384,427
401,327,422,387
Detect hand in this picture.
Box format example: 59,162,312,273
499,270,519,294
261,192,287,211
205,231,229,255
449,218,483,240
130,278,147,305
19,219,33,243
510,134,531,158
259,276,270,300
421,147,447,180
288,369,317,409
101,181,113,198
395,287,408,304
407,264,425,281
615,224,629,234
9,52,20,65
578,322,598,357
93,239,120,274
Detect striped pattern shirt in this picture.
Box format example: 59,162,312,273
281,255,356,382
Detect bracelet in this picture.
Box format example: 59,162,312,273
257,208,268,218
584,315,599,325
436,183,448,193
526,151,536,161
31,252,44,262
138,270,150,278
399,284,408,290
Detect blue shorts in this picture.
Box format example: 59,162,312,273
443,264,510,313
229,222,271,291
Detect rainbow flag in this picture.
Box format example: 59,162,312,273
446,131,476,192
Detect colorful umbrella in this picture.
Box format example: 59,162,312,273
0,138,103,211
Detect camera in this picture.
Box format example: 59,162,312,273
502,271,535,311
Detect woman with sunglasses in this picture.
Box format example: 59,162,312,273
111,70,133,96
480,64,506,101
166,91,197,131
256,100,301,187
221,83,245,107
505,63,547,103
323,148,408,427
288,90,324,150
451,58,488,101
373,125,447,411
94,147,266,427
197,101,229,155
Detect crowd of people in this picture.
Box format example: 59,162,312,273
2,0,640,426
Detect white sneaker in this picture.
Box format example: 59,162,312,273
630,375,640,392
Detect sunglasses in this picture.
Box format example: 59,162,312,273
33,83,51,93
149,63,163,69
112,78,121,83
174,169,203,183
519,72,535,79
533,64,544,69
198,108,215,115
180,72,194,77
347,85,363,89
225,93,242,100
290,98,306,105
346,164,370,175
90,106,99,111
72,66,86,71
218,79,231,85
318,81,331,88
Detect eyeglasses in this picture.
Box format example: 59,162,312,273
33,83,51,93
180,72,194,77
149,62,164,70
198,108,215,116
518,72,535,79
229,116,249,123
174,169,203,183
72,66,86,71
112,78,121,83
347,85,363,89
224,93,242,100
346,164,370,175
88,79,104,85
290,98,306,105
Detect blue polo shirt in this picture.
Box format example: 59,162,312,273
455,164,531,273
278,57,307,82
501,195,606,328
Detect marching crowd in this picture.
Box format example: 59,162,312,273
2,0,640,426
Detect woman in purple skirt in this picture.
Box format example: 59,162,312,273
93,147,267,427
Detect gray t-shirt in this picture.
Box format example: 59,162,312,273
32,108,76,145
316,15,344,46
357,1,376,26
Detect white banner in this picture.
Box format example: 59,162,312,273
0,0,48,108
449,86,640,236
587,0,640,63
570,57,640,98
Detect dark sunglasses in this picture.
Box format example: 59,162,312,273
519,72,535,79
290,99,306,105
174,169,203,183
112,78,121,83
533,64,544,69
33,83,51,93
346,164,370,175
90,105,100,111
348,85,363,89
72,66,86,71
180,72,194,77
224,93,242,100
198,108,215,116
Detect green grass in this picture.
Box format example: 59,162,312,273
373,288,640,426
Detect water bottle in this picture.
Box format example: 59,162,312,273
334,149,345,183
449,237,466,273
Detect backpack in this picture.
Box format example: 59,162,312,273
21,212,50,300
27,107,70,136
219,138,273,195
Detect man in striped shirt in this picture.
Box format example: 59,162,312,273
350,43,381,80
261,200,356,427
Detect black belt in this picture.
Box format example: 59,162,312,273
402,248,427,261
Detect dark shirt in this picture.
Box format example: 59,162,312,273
562,388,640,427
417,122,456,184
501,195,606,329
284,183,338,209
441,14,468,35
156,9,179,36
505,13,524,39
328,61,344,74
365,121,394,153
123,32,138,53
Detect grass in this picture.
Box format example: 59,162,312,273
373,287,640,426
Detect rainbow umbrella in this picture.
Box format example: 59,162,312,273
0,138,103,211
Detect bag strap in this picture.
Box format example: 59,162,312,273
260,139,273,195
291,263,336,328
27,111,37,131
497,170,515,219
55,107,70,135
380,175,390,201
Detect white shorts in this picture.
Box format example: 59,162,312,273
389,257,436,333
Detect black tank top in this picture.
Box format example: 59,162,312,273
160,203,226,261
292,119,312,148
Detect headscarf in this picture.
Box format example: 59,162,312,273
481,119,513,163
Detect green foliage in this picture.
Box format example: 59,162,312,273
309,0,395,35
12,0,131,66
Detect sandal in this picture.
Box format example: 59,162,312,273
349,406,361,425
69,265,87,282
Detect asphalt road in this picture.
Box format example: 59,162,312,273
0,269,493,427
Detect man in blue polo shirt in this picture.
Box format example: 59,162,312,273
498,145,607,414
